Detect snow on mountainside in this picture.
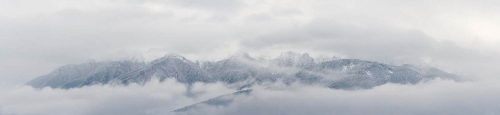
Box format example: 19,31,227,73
118,54,213,85
26,60,146,89
272,52,315,68
26,52,460,89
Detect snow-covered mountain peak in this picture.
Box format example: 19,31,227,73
273,52,315,67
164,53,188,60
149,53,192,65
315,55,341,63
225,53,254,61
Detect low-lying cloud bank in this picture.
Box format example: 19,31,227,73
2,78,500,115
0,79,235,115
182,79,500,115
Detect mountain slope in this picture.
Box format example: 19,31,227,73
26,61,146,89
172,89,253,113
118,54,213,85
26,52,459,89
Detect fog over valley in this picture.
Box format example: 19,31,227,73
1,0,500,114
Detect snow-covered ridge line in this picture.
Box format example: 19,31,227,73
26,52,460,89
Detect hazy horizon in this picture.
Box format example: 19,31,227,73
1,0,500,114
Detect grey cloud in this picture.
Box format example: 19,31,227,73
1,0,500,87
180,79,500,115
169,0,244,11
244,8,303,22
3,77,500,115
241,18,500,78
1,0,500,114
242,18,435,60
0,2,240,83
0,79,235,115
244,13,274,22
272,8,303,16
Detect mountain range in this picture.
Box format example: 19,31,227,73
26,52,458,90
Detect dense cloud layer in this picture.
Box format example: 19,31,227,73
2,78,500,115
1,0,500,114
1,0,500,86
0,78,235,115
182,79,500,115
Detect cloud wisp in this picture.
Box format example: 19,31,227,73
1,0,500,86
0,78,235,115
181,79,500,115
2,78,500,115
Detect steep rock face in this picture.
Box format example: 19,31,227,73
272,52,315,68
26,52,459,89
202,53,283,84
118,54,212,85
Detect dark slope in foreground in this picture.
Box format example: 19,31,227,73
173,89,253,113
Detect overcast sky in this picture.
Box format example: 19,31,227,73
1,0,500,86
2,0,500,114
